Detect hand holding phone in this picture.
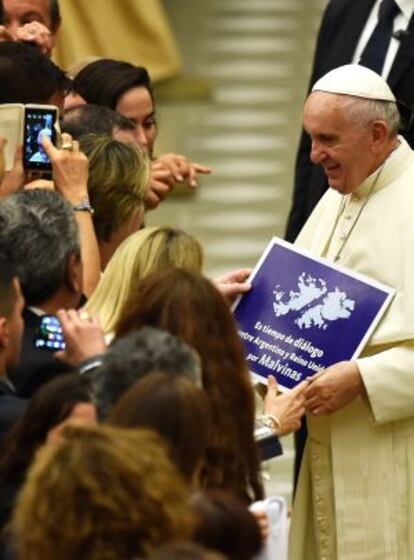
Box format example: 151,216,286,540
34,315,65,351
23,104,58,172
41,132,89,204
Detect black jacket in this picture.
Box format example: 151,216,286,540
0,378,26,447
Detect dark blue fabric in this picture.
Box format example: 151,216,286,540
359,0,400,73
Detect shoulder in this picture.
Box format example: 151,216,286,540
318,0,358,32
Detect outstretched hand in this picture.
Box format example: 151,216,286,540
145,154,212,209
213,268,252,303
264,375,307,435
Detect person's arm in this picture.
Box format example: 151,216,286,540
42,133,101,296
304,344,414,424
356,342,414,424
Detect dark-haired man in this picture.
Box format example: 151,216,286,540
0,254,26,443
61,104,137,144
0,40,68,108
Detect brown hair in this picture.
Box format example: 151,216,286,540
11,424,193,560
115,268,263,503
108,372,210,486
192,490,262,560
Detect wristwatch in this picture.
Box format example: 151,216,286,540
72,198,94,214
258,414,281,434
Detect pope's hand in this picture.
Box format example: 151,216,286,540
305,360,365,416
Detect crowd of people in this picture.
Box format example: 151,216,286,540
1,1,414,559
0,1,306,559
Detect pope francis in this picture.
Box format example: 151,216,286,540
289,64,414,560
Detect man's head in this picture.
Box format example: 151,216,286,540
3,0,61,38
61,104,136,143
91,327,201,419
0,189,82,309
0,40,68,107
0,255,24,373
304,64,400,194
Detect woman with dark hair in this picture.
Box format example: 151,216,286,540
192,490,262,560
72,58,212,208
115,268,264,503
108,371,211,487
0,374,96,532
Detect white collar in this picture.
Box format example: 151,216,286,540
395,0,414,21
27,306,46,317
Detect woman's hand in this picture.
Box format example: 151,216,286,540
264,375,307,436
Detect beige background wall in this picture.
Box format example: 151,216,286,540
151,0,328,277
53,0,182,80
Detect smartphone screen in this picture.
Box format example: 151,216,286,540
23,106,57,171
34,315,65,351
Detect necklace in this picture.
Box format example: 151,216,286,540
327,166,384,263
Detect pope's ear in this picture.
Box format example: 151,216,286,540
0,317,9,350
371,119,389,147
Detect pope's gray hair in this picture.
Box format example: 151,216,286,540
340,95,400,137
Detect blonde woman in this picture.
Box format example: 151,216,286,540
79,133,149,270
11,424,193,560
85,226,203,333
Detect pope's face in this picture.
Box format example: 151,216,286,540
303,92,378,195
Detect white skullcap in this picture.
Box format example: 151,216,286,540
312,64,396,102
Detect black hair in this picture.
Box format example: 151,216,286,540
0,373,94,529
49,0,61,31
61,104,135,140
0,41,69,104
192,490,262,560
73,58,153,110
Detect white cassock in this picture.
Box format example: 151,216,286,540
289,138,414,560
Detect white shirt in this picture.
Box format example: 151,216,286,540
352,0,414,78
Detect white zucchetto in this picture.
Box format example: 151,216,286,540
312,64,396,102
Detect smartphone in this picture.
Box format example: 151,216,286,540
34,315,65,351
23,104,58,171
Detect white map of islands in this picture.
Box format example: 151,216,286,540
272,272,355,330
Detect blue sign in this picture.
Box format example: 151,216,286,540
233,238,394,391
